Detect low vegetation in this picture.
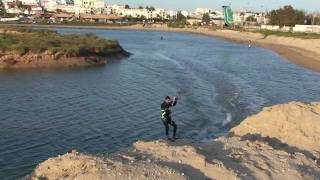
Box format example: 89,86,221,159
253,29,320,39
167,11,187,28
0,27,121,56
167,21,186,28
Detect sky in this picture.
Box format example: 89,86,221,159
106,0,320,12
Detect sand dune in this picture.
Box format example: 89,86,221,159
230,101,320,152
30,101,320,180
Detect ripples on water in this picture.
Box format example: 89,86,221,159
0,29,320,179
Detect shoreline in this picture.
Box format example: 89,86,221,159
0,50,129,70
3,23,320,72
0,50,130,70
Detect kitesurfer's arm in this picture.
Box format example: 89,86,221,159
172,96,178,106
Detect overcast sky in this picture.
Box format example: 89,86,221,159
106,0,320,12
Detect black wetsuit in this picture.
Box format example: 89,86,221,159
161,100,177,138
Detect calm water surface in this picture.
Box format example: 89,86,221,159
0,29,320,179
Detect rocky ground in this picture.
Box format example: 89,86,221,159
30,101,320,180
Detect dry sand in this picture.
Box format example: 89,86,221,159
30,101,320,180
230,101,320,152
5,23,320,72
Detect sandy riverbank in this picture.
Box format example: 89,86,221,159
0,49,129,70
30,101,320,179
4,23,320,72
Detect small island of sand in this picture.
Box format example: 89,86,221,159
0,27,129,69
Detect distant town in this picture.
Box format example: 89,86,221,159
0,0,320,33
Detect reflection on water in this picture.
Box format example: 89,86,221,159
0,29,320,179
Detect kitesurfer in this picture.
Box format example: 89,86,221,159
161,96,178,141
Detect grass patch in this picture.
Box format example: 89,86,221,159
38,21,137,27
0,27,121,57
167,22,186,28
252,29,320,39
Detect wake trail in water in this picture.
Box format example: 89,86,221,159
211,68,266,128
155,52,198,99
155,52,184,70
222,112,233,127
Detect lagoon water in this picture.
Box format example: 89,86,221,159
1,29,320,179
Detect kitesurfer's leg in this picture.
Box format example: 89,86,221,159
162,118,170,139
168,118,177,140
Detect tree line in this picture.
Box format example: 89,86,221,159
124,4,155,11
267,5,320,26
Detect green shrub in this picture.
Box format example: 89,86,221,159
253,29,320,39
0,27,121,57
167,22,186,28
17,46,29,55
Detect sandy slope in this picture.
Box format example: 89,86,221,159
230,101,320,152
30,102,320,180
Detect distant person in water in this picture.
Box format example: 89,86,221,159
161,96,178,141
248,40,252,48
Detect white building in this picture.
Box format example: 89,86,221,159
190,8,222,21
41,0,104,14
209,10,223,19
3,0,37,6
115,7,148,18
5,8,22,14
233,11,268,26
233,12,245,26
293,25,320,33
31,6,43,14
243,12,267,25
56,0,67,4
166,10,177,19
3,0,42,14
55,4,77,13
194,8,211,15
260,25,280,30
180,10,189,17
106,4,124,14
41,0,58,12
153,8,167,19
106,5,177,20
255,13,268,24
0,17,20,21
187,18,201,25
23,6,43,14
20,0,38,6
74,0,104,9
